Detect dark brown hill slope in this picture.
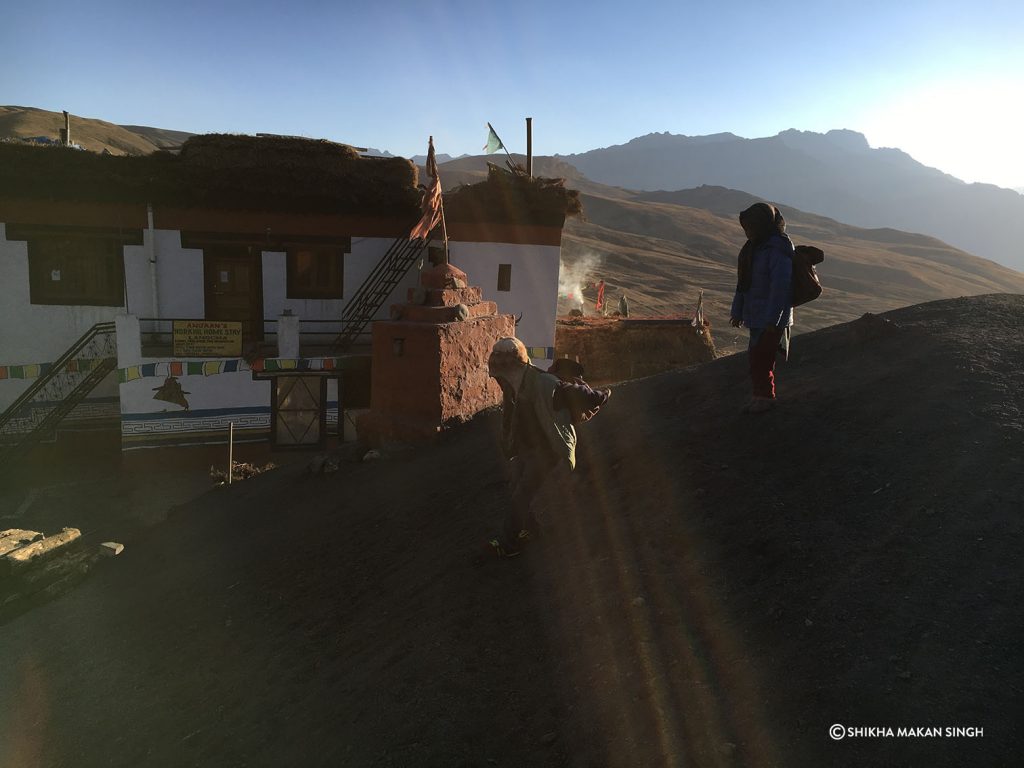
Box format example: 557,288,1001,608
1,295,1022,767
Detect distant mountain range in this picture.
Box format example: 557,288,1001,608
563,129,1024,271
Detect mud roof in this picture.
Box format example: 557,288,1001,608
443,164,583,227
0,135,581,229
0,134,421,217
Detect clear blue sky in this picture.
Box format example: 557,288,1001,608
3,0,1022,188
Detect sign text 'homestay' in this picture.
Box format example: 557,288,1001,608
172,320,243,357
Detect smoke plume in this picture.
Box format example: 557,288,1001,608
559,252,603,313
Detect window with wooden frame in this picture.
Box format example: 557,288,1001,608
24,232,127,307
497,263,512,292
287,248,344,299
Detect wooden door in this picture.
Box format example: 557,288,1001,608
204,246,263,341
272,376,326,448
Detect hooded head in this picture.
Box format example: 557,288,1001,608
739,202,786,243
736,202,787,293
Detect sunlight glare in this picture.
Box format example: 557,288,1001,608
860,76,1024,189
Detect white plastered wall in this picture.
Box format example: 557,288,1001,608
0,222,128,410
262,236,425,318
448,241,561,360
2,222,563,422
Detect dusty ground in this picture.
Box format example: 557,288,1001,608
1,294,1022,767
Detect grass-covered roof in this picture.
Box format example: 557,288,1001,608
443,164,583,227
0,135,582,227
0,134,421,217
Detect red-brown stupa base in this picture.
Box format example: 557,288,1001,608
357,313,514,445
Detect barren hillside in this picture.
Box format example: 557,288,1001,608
1,295,1022,767
561,186,1024,352
0,106,191,154
433,156,1024,354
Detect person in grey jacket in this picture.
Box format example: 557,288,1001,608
486,337,576,557
730,202,794,412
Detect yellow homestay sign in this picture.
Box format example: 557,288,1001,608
172,320,243,357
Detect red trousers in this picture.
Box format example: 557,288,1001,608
749,328,781,398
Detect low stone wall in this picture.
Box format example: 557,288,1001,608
554,317,716,384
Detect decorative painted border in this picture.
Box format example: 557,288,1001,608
527,346,555,360
122,429,271,450
122,409,271,436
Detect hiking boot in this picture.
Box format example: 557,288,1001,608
485,537,521,558
743,396,776,414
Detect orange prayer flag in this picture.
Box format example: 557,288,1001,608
410,136,444,240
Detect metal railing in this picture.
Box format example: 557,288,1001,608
137,318,371,351
0,322,118,463
330,237,427,352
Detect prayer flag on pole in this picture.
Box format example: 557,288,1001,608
691,290,705,332
410,136,444,240
483,122,506,154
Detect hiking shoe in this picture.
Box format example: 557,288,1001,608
485,537,521,558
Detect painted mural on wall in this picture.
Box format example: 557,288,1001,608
152,376,191,410
118,356,342,450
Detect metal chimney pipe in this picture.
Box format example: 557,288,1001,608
526,117,533,177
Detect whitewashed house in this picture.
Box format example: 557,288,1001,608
0,135,578,455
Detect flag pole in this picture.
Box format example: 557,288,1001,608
438,189,449,264
411,135,448,254
430,135,449,261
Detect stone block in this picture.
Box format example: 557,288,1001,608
0,530,43,558
407,286,482,307
4,528,82,571
99,542,125,557
391,303,477,324
390,301,499,324
419,263,469,289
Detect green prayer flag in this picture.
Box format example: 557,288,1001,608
483,123,505,154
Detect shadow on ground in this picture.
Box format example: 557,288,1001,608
1,295,1022,767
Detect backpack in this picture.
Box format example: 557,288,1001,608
791,245,824,307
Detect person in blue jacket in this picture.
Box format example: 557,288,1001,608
730,202,794,412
